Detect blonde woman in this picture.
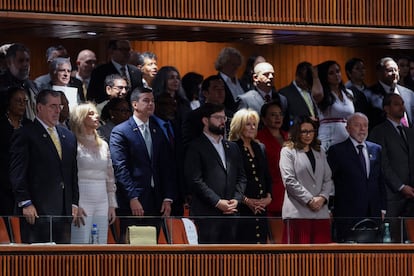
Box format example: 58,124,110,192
70,102,117,244
229,108,272,244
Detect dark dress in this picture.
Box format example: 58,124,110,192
236,139,272,244
0,114,31,216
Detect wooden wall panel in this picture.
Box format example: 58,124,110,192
1,35,413,89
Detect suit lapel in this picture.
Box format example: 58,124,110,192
202,135,227,172
302,149,316,181
129,117,151,160
34,119,62,162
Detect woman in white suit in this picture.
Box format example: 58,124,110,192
70,102,118,244
279,116,332,244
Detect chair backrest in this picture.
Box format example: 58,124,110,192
9,217,21,243
164,218,194,244
0,217,10,243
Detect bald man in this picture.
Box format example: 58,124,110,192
236,62,289,129
75,49,97,91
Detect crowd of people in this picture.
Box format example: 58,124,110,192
1,39,414,245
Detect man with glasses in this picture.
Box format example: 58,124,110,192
184,103,247,243
96,74,130,115
87,40,142,104
9,89,82,243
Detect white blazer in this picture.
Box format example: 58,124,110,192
279,146,332,219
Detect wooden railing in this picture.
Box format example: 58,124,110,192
0,244,414,276
0,0,412,28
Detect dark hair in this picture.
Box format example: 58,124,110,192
182,72,203,101
130,87,152,103
286,116,321,151
104,74,127,88
5,43,30,60
240,55,261,90
201,75,221,92
101,98,130,121
138,52,157,66
36,89,62,105
382,93,402,108
152,66,183,98
260,101,283,118
296,61,313,86
199,103,225,119
345,58,364,80
5,86,25,109
317,60,352,112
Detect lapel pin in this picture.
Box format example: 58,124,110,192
43,134,47,138
133,128,138,132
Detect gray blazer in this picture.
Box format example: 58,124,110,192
279,146,332,219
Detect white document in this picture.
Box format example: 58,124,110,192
52,85,78,111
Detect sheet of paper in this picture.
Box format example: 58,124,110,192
52,85,78,111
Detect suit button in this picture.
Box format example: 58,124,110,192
60,182,65,189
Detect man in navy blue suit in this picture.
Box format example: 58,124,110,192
327,112,386,242
110,87,176,243
9,89,81,243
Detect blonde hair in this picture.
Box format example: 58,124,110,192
228,108,259,141
69,102,102,146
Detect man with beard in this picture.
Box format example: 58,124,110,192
184,103,247,243
0,43,38,120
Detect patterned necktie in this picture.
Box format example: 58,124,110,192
120,66,131,87
357,145,367,178
264,94,271,103
47,127,62,159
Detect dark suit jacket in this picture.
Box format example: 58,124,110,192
109,116,176,215
369,120,414,201
327,138,386,218
279,82,317,122
218,73,244,114
9,119,79,216
237,88,290,130
184,134,247,216
87,62,143,103
367,83,414,129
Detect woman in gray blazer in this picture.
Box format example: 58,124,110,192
279,116,332,244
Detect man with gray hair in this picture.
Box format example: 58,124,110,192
138,51,158,90
37,57,84,105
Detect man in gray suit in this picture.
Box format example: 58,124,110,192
369,93,414,243
184,103,247,243
236,62,289,130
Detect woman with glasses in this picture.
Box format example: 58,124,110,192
0,86,31,217
70,102,118,244
229,108,272,244
279,116,332,244
312,60,354,151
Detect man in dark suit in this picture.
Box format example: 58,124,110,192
182,75,233,149
279,61,318,123
369,93,414,243
184,103,247,244
328,112,386,242
367,57,414,130
237,62,289,130
110,87,176,243
9,89,81,243
87,40,143,104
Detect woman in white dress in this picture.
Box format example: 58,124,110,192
312,60,355,151
70,102,117,244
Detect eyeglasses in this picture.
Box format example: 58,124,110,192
300,129,316,135
210,115,228,122
112,85,130,91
